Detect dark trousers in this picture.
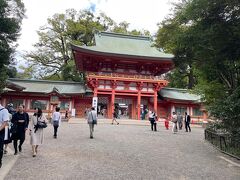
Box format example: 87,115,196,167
0,130,5,164
185,121,191,132
178,121,183,130
54,125,59,137
150,121,157,131
13,132,25,153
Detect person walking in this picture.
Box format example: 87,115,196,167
29,108,47,157
87,107,97,139
11,104,29,155
177,112,183,130
3,106,13,154
52,107,61,139
171,112,178,134
0,102,9,168
149,110,157,131
185,112,191,132
112,110,119,125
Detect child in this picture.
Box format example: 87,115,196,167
164,118,169,130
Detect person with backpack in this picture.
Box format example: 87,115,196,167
11,104,29,155
149,110,157,131
52,107,61,139
0,101,9,168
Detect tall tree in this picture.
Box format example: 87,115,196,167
0,0,25,91
25,9,150,80
156,0,240,133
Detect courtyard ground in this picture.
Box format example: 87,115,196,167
1,121,240,180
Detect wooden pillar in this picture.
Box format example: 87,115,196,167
110,90,115,119
136,82,143,120
72,98,75,109
154,90,158,114
93,87,98,97
137,91,141,120
153,83,162,116
110,80,117,119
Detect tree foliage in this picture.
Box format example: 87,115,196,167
25,9,150,81
156,0,240,133
0,0,25,91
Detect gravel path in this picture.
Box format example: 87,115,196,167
3,122,240,180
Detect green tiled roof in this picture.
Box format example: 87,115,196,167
72,32,174,59
6,78,86,94
160,88,201,102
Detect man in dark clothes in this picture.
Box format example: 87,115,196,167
11,104,29,155
184,112,191,132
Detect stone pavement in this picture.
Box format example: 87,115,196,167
1,122,240,180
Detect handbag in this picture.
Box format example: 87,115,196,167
10,123,18,134
91,112,97,125
36,117,47,128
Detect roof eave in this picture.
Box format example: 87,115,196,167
71,44,174,62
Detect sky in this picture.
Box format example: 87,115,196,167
15,0,179,65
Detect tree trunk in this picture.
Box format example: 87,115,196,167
188,66,194,89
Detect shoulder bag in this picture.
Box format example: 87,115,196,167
36,116,47,129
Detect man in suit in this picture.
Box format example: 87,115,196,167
185,112,191,132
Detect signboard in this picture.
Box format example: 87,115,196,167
92,97,98,112
71,109,76,117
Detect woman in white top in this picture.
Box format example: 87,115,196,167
29,108,47,157
171,112,178,134
52,107,61,139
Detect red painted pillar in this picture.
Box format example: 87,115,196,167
154,90,158,115
93,87,98,97
110,80,117,119
137,91,141,120
136,82,143,120
110,90,115,119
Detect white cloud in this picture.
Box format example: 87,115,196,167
16,0,179,64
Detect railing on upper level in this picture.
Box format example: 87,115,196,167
87,72,167,81
204,129,240,159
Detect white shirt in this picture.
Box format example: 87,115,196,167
149,111,155,118
0,104,9,127
52,112,61,123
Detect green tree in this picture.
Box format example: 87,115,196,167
25,9,151,81
156,0,240,133
0,0,25,91
25,9,112,80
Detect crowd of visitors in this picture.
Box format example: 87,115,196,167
0,97,61,168
0,96,192,169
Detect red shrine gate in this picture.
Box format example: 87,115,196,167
87,72,168,119
72,32,174,120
